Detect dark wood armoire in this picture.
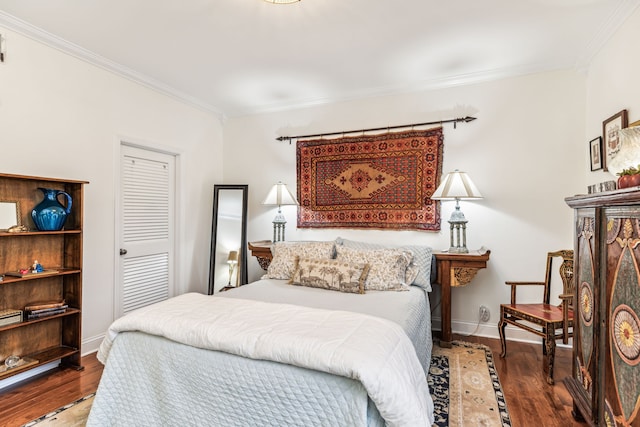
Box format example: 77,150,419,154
565,189,640,426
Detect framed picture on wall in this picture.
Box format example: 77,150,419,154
603,109,628,171
590,137,603,171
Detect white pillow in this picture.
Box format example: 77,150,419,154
262,241,336,280
336,237,433,291
335,245,412,291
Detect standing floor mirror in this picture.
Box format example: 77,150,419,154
208,185,248,294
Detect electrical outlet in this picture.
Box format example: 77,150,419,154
479,305,490,322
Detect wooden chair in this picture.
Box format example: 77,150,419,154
498,249,574,385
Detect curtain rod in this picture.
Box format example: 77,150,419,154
276,116,477,143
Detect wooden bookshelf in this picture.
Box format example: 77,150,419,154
0,173,87,380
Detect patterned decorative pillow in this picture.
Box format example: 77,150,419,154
335,245,412,291
289,257,369,294
335,237,433,291
262,241,336,280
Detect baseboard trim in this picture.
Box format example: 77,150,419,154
432,316,571,349
82,333,105,355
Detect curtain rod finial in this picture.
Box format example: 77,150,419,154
276,136,293,144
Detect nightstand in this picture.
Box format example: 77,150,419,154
432,248,490,347
248,240,273,270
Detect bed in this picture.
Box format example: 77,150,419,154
87,240,435,427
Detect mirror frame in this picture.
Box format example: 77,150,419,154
0,200,21,231
208,184,248,294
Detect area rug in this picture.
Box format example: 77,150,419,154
296,127,444,231
21,394,94,427
24,341,511,426
429,341,512,427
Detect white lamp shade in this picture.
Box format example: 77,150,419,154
262,182,298,207
431,170,483,200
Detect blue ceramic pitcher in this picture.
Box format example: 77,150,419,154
31,188,73,231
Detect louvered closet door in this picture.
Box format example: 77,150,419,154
118,145,175,316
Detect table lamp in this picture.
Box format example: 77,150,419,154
262,182,298,242
431,169,483,253
227,250,238,286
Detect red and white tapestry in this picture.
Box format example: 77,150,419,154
296,127,444,231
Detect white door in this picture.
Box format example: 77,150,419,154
116,144,176,317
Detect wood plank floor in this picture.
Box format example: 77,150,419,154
0,354,103,427
0,336,587,427
455,334,587,427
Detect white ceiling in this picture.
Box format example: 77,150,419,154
0,0,638,117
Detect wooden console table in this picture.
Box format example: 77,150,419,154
247,241,490,348
433,248,490,347
247,240,274,271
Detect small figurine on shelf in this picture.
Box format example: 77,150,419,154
32,260,43,273
4,355,20,369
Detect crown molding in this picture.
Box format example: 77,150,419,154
228,0,639,119
231,0,640,118
0,11,223,117
2,1,637,119
574,0,640,70
231,60,573,117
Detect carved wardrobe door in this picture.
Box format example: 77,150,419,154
603,208,640,426
569,208,599,422
566,190,640,427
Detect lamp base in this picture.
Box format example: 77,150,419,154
272,223,286,242
228,263,237,286
448,218,468,254
449,198,467,222
272,212,287,242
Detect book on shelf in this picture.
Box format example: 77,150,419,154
24,300,66,311
26,308,67,320
4,269,59,278
27,305,69,315
0,309,22,319
0,317,22,327
0,309,23,327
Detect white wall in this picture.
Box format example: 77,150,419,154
586,6,640,186
224,70,586,339
0,28,224,354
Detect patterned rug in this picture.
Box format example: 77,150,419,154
24,341,511,426
296,127,444,231
429,341,512,427
22,393,94,426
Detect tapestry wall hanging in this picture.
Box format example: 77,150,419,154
296,127,444,231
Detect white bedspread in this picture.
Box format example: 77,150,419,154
98,292,433,427
220,279,432,374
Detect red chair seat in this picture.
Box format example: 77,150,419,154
502,303,573,323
